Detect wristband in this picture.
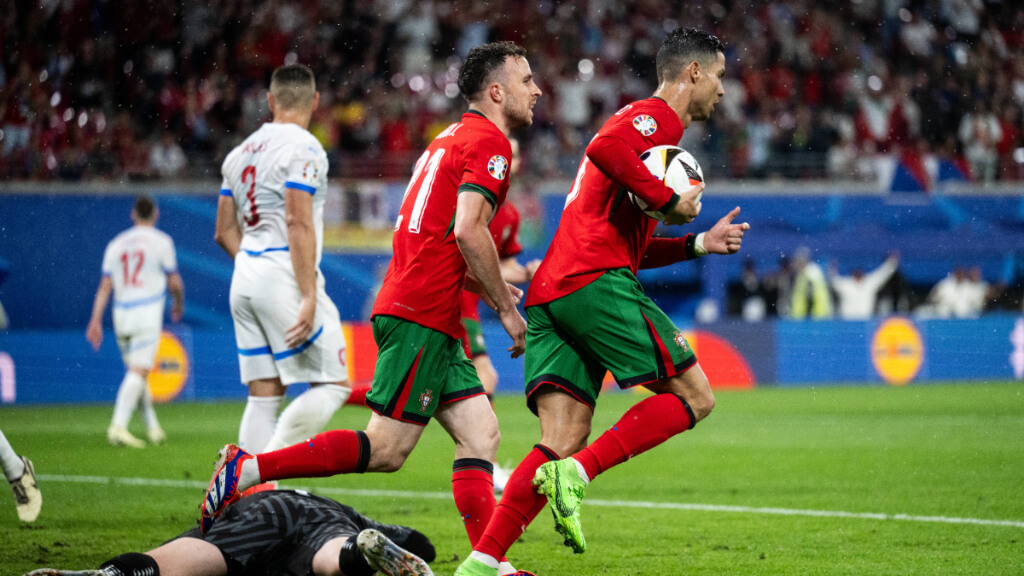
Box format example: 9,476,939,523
695,232,708,257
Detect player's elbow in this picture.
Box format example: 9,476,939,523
452,215,476,246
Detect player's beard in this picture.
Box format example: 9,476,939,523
504,97,533,130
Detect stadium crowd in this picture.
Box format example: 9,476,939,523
1,0,1023,184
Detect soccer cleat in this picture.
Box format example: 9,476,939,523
10,456,42,522
147,426,167,445
452,557,497,576
107,425,146,449
356,528,434,576
239,481,278,498
492,461,511,493
22,565,104,569
199,444,254,533
533,458,587,553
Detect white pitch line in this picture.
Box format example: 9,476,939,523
39,474,1024,529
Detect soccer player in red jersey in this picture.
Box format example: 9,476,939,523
200,42,541,570
455,28,751,576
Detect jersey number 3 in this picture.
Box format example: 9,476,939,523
241,165,260,226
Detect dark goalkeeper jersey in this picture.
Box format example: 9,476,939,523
526,97,697,307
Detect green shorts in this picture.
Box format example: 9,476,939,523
461,317,488,358
524,268,696,414
368,315,485,425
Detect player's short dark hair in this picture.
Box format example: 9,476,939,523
134,195,156,220
458,41,527,103
270,64,316,110
656,28,725,83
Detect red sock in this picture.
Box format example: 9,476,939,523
452,459,496,546
476,445,559,559
257,429,370,482
573,393,694,481
345,384,370,407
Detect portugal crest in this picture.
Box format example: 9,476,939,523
632,115,658,136
419,389,434,413
673,330,689,351
488,155,509,180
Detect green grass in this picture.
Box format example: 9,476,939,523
2,382,1024,575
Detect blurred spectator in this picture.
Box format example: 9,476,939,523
958,99,1003,183
1,0,1023,184
828,254,900,320
789,247,833,320
919,266,994,318
148,131,187,179
738,259,768,322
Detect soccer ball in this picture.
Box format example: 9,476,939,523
628,145,704,221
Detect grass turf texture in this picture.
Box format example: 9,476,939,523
2,382,1022,575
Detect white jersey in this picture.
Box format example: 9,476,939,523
101,225,178,333
220,122,329,267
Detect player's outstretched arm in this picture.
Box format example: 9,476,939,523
86,276,113,350
700,206,750,255
214,195,242,258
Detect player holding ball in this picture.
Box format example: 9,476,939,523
455,27,750,576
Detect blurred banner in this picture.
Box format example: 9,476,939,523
2,316,1021,405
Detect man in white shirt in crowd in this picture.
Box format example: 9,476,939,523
829,253,900,320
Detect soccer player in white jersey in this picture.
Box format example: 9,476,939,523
214,64,351,457
87,195,185,448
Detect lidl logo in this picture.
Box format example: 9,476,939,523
871,318,923,385
148,331,190,402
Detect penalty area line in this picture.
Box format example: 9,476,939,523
38,473,1024,529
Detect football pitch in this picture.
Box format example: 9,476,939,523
2,382,1022,575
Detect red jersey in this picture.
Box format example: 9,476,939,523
460,201,524,322
373,111,511,339
526,98,697,307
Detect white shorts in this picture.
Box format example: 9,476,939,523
230,253,348,386
116,326,162,371
113,305,163,370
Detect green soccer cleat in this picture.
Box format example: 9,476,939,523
533,458,587,553
452,557,497,576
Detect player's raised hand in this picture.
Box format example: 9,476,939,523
86,320,103,350
702,206,750,255
285,296,316,349
663,182,704,226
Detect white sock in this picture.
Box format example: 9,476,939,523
111,371,146,429
239,457,262,491
0,430,25,481
239,395,283,453
262,384,350,452
497,560,518,575
469,551,499,569
572,457,591,484
139,383,161,429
